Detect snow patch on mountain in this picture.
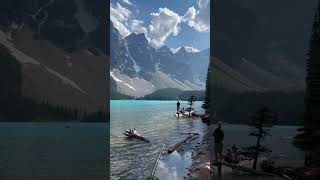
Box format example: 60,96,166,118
0,29,87,95
111,70,154,97
0,30,40,65
111,70,138,90
124,39,141,73
74,0,98,34
170,47,181,54
45,67,87,94
123,83,136,91
110,71,123,82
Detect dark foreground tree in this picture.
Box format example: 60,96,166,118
293,1,320,166
202,58,214,110
249,107,276,169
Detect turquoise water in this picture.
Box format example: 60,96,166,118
110,100,206,180
0,122,108,180
111,100,305,180
210,125,305,167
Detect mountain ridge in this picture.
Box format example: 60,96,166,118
110,22,209,98
0,0,108,118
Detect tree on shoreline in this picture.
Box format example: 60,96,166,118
188,95,195,116
202,58,214,111
249,107,276,169
293,1,320,166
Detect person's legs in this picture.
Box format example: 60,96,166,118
218,143,223,161
215,152,218,161
214,143,219,161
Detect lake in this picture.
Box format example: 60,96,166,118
0,100,303,180
0,122,108,180
110,100,304,180
110,100,207,180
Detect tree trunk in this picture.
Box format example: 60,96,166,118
253,127,262,169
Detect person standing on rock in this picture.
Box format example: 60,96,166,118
212,121,224,161
176,100,180,113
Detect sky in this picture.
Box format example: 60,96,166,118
110,0,210,52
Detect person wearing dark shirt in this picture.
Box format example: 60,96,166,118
176,100,180,113
212,121,224,161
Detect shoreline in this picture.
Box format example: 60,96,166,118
186,124,295,180
187,125,211,179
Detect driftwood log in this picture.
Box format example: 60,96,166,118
212,161,276,176
167,133,197,154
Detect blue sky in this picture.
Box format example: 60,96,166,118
110,0,210,52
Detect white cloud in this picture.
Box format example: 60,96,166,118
184,46,200,53
182,0,210,32
130,20,148,34
110,3,132,37
122,0,133,6
149,7,182,48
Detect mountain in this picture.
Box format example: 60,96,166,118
211,0,319,92
140,88,205,101
202,0,317,125
173,47,210,86
0,0,108,121
110,22,210,98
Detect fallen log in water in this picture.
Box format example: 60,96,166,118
212,161,276,176
188,136,199,142
180,132,200,135
150,143,166,178
167,133,196,154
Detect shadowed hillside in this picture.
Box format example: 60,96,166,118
0,0,108,122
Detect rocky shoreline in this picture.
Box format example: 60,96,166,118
185,124,285,180
187,127,211,179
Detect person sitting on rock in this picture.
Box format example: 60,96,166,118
225,148,233,163
231,145,240,164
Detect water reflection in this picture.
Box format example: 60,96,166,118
156,151,192,179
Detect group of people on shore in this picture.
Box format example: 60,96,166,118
212,121,241,164
176,100,187,116
202,121,242,180
177,100,241,164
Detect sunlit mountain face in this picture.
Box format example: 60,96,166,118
110,0,210,98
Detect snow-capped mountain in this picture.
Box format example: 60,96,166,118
110,22,209,97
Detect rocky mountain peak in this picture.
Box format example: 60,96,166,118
125,33,148,45
157,46,172,54
175,46,189,55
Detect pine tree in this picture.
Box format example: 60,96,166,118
293,1,320,166
188,95,195,116
249,107,276,169
202,58,214,110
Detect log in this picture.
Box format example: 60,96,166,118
150,143,166,177
167,134,195,154
180,132,200,135
188,136,199,142
212,161,275,176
